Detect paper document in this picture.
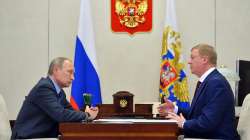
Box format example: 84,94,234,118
94,119,177,123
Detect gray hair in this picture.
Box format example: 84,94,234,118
48,57,72,75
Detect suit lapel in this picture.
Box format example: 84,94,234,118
189,69,218,117
190,82,205,111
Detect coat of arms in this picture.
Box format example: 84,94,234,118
160,61,178,90
111,0,152,35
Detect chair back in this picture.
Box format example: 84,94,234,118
237,93,250,140
0,94,11,140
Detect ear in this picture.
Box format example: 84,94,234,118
53,65,60,74
202,56,209,64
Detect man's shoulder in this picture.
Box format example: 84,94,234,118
36,77,54,88
206,70,225,82
29,77,55,95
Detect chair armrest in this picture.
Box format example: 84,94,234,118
9,120,15,130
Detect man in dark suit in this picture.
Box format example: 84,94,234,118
11,57,99,139
158,44,240,139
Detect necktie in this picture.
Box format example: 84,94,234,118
194,81,201,96
192,81,201,105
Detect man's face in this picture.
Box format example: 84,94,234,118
54,60,74,88
188,49,205,77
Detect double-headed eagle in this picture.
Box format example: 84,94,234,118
115,0,148,28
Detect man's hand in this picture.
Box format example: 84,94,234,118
157,99,175,116
166,112,186,128
85,106,99,120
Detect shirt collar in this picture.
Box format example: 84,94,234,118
49,76,61,94
199,67,216,82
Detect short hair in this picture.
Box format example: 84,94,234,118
48,57,72,75
192,43,217,65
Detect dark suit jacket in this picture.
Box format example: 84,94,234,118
11,77,87,139
178,69,240,139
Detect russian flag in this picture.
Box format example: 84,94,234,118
70,0,102,110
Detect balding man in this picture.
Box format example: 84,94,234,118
12,57,98,139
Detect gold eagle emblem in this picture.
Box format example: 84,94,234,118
119,99,128,108
115,0,148,28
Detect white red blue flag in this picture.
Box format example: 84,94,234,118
70,0,102,110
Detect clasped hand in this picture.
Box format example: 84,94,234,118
85,105,99,120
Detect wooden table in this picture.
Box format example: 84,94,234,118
95,104,154,119
59,121,179,140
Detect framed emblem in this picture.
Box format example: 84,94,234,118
111,0,152,35
113,91,134,114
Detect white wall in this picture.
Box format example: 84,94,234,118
0,0,250,119
0,0,49,119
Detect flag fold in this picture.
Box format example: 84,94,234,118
159,0,189,108
70,0,102,110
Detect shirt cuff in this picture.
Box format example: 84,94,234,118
84,112,92,121
174,105,178,113
181,120,185,128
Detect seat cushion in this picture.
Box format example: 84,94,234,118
237,94,250,140
0,94,11,140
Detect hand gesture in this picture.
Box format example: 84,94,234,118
166,112,186,128
157,99,175,116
